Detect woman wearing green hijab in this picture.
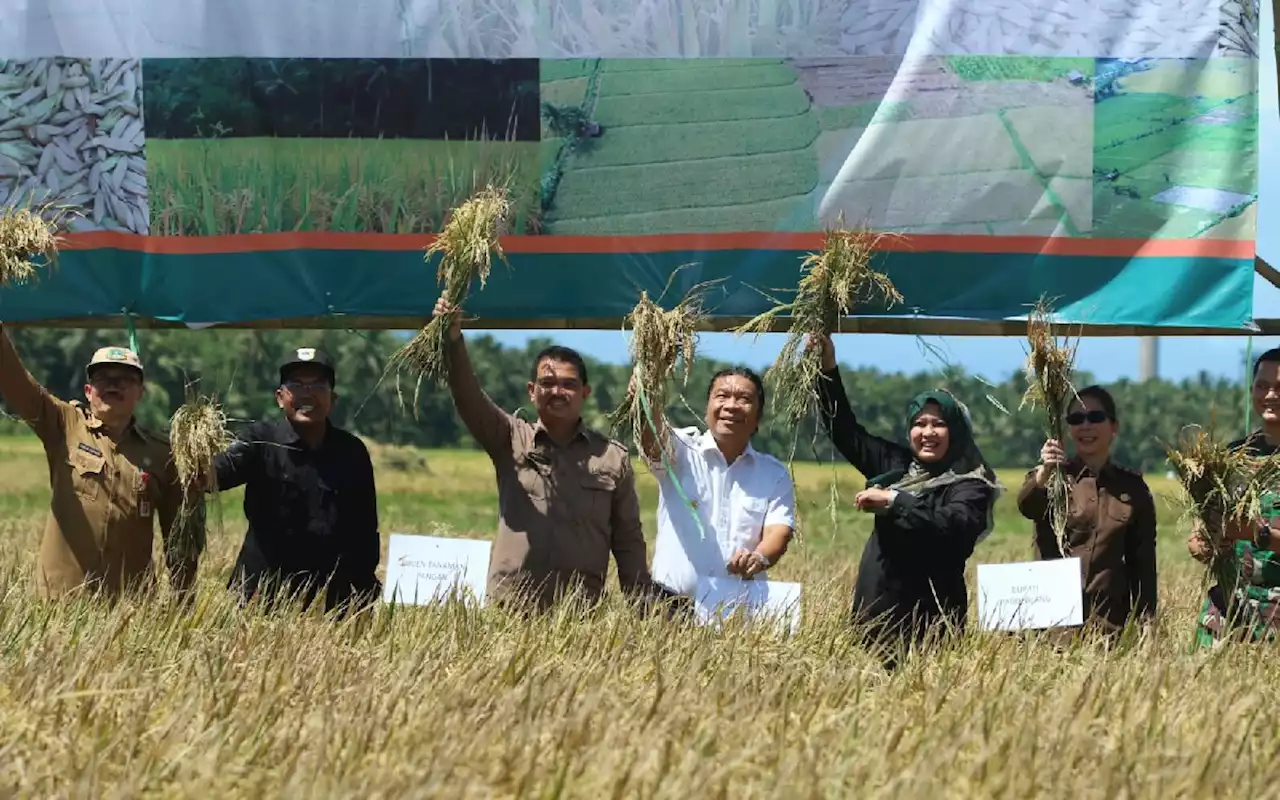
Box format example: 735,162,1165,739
810,335,1002,663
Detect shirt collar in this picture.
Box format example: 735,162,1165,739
532,417,591,447
697,428,755,464
275,416,330,447
1066,457,1111,480
79,402,144,442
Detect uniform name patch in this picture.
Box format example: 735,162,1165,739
77,443,103,458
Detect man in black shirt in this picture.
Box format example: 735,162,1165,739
215,347,382,614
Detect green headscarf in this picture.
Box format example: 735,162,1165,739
867,389,1004,542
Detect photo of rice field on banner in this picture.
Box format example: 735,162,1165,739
1091,57,1259,240
0,58,149,234
539,55,1099,237
141,57,543,236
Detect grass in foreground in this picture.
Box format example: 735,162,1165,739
1,436,1279,796
146,138,542,235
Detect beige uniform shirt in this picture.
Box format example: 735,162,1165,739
446,340,651,609
0,330,203,598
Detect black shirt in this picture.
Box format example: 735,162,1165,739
816,367,996,644
214,418,381,611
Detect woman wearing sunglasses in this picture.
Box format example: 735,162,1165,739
1017,385,1158,636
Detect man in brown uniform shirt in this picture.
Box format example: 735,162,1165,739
0,326,203,599
1017,385,1157,633
431,298,652,610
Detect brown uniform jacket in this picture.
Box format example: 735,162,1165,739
446,338,651,610
0,330,203,598
1017,458,1158,630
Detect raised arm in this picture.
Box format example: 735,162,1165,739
609,455,652,596
1125,484,1158,622
435,298,512,457
0,323,66,441
809,335,911,480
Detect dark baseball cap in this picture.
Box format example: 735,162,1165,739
279,347,336,386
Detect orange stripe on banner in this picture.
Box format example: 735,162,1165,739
59,231,1256,259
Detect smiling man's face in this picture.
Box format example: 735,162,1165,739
276,365,335,426
84,366,144,423
1254,360,1280,428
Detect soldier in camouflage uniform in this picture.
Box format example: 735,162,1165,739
1191,348,1280,648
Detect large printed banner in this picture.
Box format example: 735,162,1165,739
0,0,1263,330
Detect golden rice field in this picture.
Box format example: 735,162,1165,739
1,433,1278,797
145,138,542,236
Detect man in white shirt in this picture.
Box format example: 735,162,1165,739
636,367,797,600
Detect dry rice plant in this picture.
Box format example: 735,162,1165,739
168,386,233,519
610,284,709,467
387,185,512,407
0,200,70,288
1020,296,1080,557
735,219,902,431
1166,424,1280,585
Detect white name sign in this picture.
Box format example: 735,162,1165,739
694,577,802,635
382,534,491,607
976,558,1084,631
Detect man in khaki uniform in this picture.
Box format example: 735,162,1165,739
431,297,654,611
0,326,204,599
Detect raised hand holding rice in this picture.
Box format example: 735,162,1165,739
610,285,707,468
735,217,902,434
1020,296,1079,557
388,184,512,404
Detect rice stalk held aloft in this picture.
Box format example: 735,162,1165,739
389,185,513,396
611,286,707,465
735,219,902,430
0,201,70,288
1020,296,1079,557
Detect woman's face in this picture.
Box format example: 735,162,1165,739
1066,394,1116,459
910,402,950,463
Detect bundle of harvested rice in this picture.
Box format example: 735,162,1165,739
1166,425,1280,579
735,218,902,430
169,388,233,516
0,201,68,288
610,284,708,465
1019,296,1079,557
388,185,512,399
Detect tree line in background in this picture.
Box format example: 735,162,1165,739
0,327,1253,474
143,58,540,140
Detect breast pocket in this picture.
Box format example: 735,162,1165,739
66,449,106,502
1106,496,1133,527
732,498,769,547
578,473,616,522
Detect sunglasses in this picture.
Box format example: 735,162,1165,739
1065,410,1109,426
281,380,332,395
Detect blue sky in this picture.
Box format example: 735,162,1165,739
483,22,1280,385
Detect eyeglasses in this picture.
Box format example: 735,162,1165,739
90,373,141,388
282,380,331,394
1065,410,1109,426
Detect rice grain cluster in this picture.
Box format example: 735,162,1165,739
0,202,65,287
168,389,232,515
1166,425,1280,583
736,219,902,431
389,184,512,403
610,285,707,467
